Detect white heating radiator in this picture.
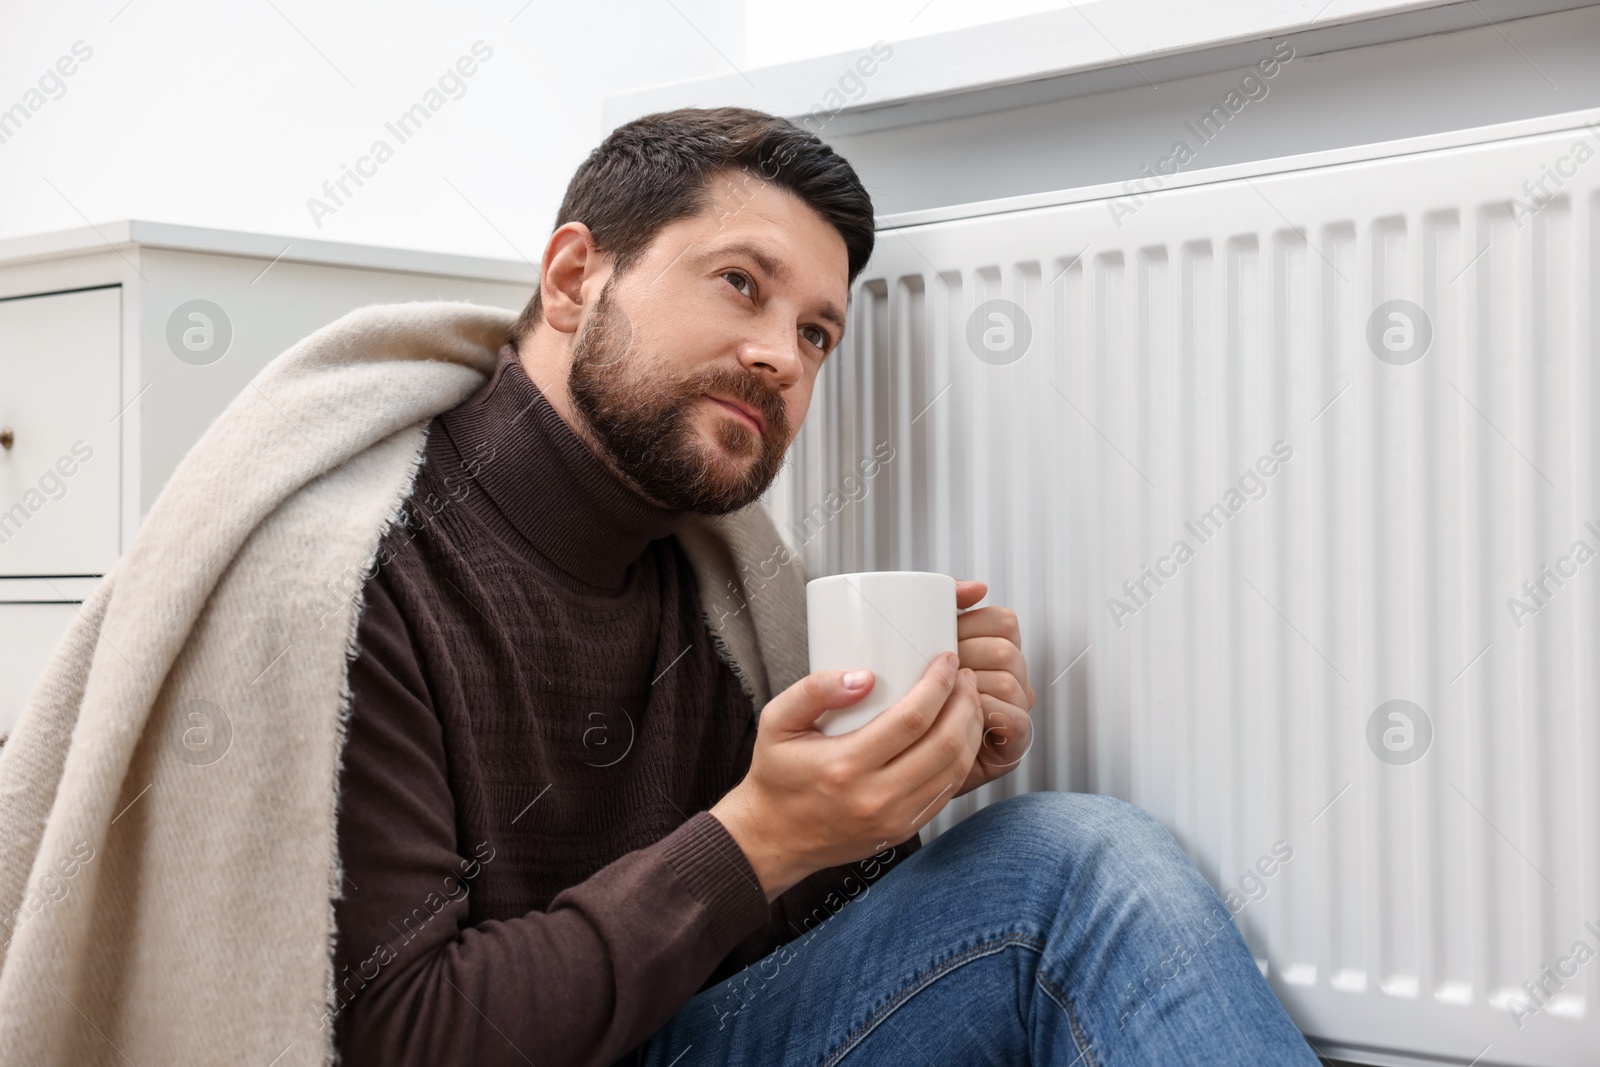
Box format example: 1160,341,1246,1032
769,111,1600,1067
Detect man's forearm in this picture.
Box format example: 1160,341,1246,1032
338,811,773,1067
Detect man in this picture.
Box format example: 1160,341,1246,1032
330,107,1321,1066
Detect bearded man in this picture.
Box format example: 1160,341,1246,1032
327,106,1323,1067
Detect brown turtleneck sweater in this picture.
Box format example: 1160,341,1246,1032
330,345,920,1067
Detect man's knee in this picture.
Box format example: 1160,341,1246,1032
978,790,1173,852
975,791,1203,897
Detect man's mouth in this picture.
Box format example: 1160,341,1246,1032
704,394,763,435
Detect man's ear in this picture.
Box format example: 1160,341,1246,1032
540,222,600,335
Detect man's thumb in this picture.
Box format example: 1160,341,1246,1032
767,669,874,732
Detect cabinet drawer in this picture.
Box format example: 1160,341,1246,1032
0,287,121,575
0,601,79,738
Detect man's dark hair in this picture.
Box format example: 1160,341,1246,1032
511,106,875,341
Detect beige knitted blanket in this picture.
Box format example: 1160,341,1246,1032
0,301,808,1066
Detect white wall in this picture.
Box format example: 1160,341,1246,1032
744,0,1077,67
0,0,749,260
0,0,1088,260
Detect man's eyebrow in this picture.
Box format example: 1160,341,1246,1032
696,240,848,338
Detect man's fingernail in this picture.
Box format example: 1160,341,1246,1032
843,670,870,689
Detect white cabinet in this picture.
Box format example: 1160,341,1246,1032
0,221,537,737
0,287,122,576
0,601,81,724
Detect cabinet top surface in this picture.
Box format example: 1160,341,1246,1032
0,220,540,285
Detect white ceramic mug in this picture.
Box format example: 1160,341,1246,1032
806,571,959,736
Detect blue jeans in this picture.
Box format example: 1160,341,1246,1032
635,791,1321,1066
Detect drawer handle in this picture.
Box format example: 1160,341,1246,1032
0,428,11,450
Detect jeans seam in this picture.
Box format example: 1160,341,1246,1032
818,932,1047,1067
1035,969,1099,1067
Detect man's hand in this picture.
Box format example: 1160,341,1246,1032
710,653,983,902
952,579,1035,798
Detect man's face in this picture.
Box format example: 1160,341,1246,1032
564,169,851,515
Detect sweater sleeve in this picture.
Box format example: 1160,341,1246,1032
701,829,924,992
330,570,773,1067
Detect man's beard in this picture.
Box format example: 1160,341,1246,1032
566,282,790,515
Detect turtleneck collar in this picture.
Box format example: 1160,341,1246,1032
431,343,695,592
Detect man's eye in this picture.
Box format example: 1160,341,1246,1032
723,270,752,296
802,326,830,352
